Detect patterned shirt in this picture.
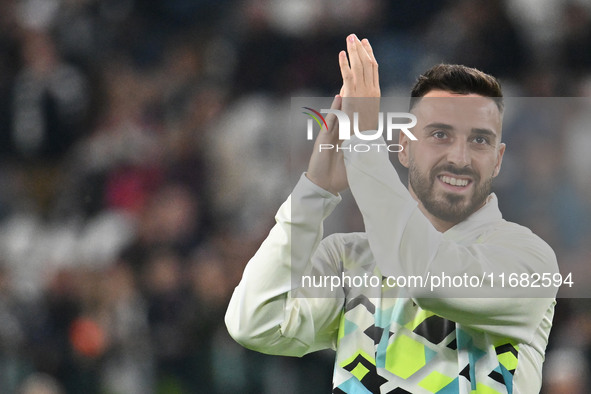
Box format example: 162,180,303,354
226,135,557,393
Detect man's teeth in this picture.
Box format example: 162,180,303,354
440,176,469,187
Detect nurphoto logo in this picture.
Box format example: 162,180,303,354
302,107,418,152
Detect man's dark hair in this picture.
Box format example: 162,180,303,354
409,64,503,112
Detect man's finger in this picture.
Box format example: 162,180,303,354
355,36,374,87
339,50,354,96
325,94,342,134
361,38,377,64
361,38,379,90
346,34,363,90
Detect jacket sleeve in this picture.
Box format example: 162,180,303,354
225,174,345,356
341,135,558,342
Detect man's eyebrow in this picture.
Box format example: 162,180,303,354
424,122,454,131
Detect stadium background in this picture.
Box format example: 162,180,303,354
0,0,589,392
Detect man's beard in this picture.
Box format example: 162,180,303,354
409,157,493,224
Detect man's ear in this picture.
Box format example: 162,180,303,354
492,142,506,177
398,130,411,168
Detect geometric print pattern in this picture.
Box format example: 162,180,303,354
332,295,518,393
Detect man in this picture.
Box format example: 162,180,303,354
225,34,558,393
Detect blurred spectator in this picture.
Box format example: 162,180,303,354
19,372,65,394
98,263,153,394
424,0,528,78
141,248,188,392
206,94,290,236
10,29,89,160
542,348,589,393
558,1,591,77
182,247,233,392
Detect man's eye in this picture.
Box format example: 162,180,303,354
433,131,447,139
473,136,489,144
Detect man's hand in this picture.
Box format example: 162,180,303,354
339,35,381,135
306,94,348,195
306,34,381,195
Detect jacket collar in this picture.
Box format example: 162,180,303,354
444,193,503,239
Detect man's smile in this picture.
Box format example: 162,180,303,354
436,174,473,192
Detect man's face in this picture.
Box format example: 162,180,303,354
399,90,505,228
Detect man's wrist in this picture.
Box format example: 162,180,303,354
302,173,342,200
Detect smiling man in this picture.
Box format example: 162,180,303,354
404,88,505,232
226,35,558,393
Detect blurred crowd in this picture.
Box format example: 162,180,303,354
0,0,589,393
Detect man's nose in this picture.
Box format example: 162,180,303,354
447,140,470,167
